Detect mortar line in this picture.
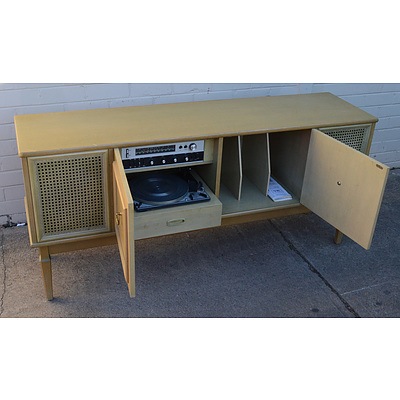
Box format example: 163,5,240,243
269,220,361,318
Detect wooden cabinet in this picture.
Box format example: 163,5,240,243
14,93,389,300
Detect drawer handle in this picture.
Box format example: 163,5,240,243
167,218,186,227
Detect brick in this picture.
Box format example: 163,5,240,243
0,170,24,186
0,155,22,171
343,92,400,107
37,85,86,105
171,84,212,94
0,124,15,140
369,141,384,154
232,88,271,99
0,87,42,108
153,93,194,105
0,198,25,215
0,83,75,90
363,104,400,119
0,104,65,126
376,116,400,130
270,86,301,96
251,83,298,89
374,128,400,141
381,140,400,152
0,140,17,156
83,84,130,101
0,108,18,125
4,185,25,201
63,100,110,112
193,91,234,102
129,83,173,97
312,83,400,96
109,97,153,108
0,85,81,108
210,83,252,92
13,103,65,118
372,151,398,164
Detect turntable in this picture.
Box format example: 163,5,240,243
128,169,211,212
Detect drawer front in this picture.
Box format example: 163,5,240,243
134,193,222,240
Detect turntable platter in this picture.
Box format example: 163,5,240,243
129,173,189,205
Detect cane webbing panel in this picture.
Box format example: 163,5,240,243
320,124,371,153
30,151,110,241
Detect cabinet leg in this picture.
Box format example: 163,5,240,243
39,247,54,301
334,229,344,245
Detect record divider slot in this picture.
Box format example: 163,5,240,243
221,136,243,200
221,133,271,202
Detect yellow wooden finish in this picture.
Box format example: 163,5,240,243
222,204,310,226
15,93,377,157
113,149,135,297
242,133,270,195
221,136,243,200
195,138,223,195
301,129,389,250
49,233,117,254
39,247,53,300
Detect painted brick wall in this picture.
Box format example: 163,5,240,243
1,83,399,224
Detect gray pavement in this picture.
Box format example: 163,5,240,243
1,169,399,318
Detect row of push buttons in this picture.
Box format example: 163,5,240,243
123,152,204,169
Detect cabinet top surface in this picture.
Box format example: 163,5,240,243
15,92,377,156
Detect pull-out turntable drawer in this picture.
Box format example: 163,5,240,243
134,179,222,240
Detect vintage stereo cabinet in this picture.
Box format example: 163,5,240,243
14,93,389,300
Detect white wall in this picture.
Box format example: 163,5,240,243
1,83,399,224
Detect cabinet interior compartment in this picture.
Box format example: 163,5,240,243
220,133,276,216
269,130,311,202
220,131,311,216
220,134,270,202
115,141,222,240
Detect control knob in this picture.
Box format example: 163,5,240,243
189,143,197,151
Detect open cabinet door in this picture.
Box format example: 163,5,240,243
301,129,389,250
113,149,135,297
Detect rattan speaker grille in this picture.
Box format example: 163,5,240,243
30,151,110,241
320,125,370,152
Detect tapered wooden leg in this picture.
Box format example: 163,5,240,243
39,247,53,300
334,229,344,245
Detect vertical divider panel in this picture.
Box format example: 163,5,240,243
195,138,223,197
221,136,243,200
242,133,270,196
